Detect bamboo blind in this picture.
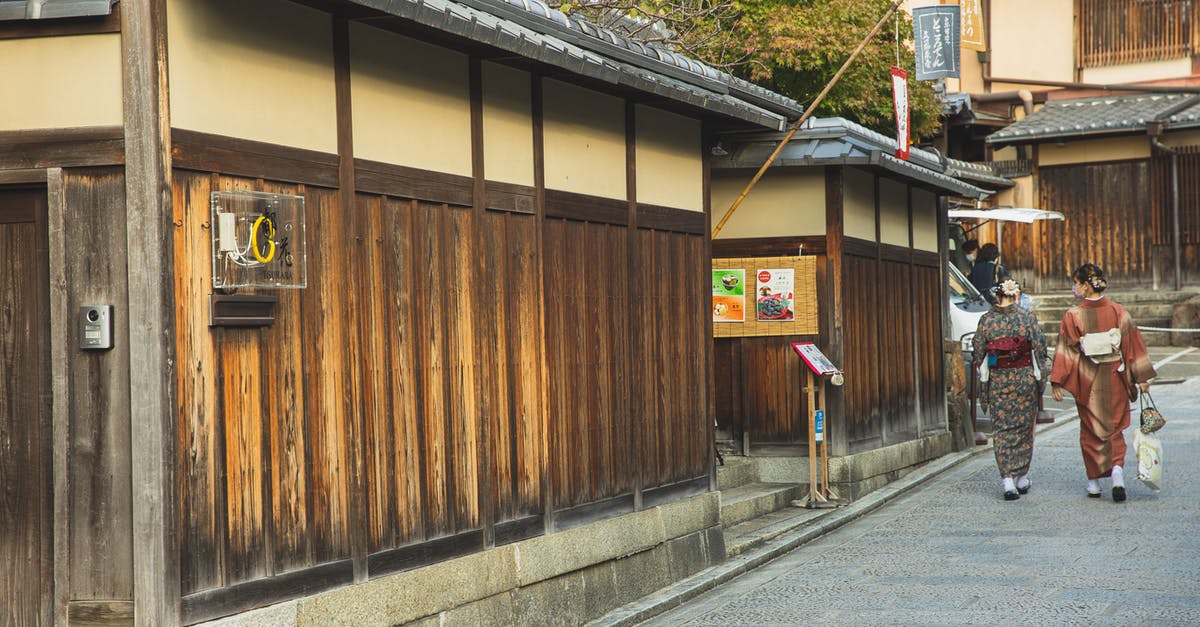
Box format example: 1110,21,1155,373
712,256,818,338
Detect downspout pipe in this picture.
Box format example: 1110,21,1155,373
969,89,1034,117
1149,134,1183,292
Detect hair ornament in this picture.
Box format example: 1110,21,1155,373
997,278,1020,297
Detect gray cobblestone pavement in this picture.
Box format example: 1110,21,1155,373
643,372,1200,626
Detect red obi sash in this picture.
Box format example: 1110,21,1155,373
986,336,1032,369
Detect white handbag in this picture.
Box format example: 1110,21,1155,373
1079,328,1122,364
1134,429,1163,492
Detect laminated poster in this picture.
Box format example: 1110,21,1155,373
712,269,745,323
755,268,794,322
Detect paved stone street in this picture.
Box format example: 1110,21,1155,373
645,371,1200,626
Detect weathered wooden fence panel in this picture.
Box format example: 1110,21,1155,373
174,167,710,610
1038,161,1153,287
0,188,51,626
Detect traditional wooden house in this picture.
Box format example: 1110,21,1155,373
986,93,1200,290
0,0,804,623
911,0,1200,291
709,117,988,497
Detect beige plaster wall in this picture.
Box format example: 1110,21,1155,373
1159,129,1200,149
1038,136,1150,167
710,171,825,239
912,188,939,252
879,178,909,247
843,168,876,241
167,0,337,153
635,106,703,212
990,0,1073,83
1082,58,1192,85
991,145,1020,161
543,80,626,200
482,63,534,187
0,34,122,131
350,23,471,176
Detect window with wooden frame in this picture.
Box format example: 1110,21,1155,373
1077,0,1196,68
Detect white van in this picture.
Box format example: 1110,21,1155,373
948,260,989,350
946,207,1065,350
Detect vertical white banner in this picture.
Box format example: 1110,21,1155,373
891,66,910,161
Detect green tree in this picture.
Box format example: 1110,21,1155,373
554,0,942,141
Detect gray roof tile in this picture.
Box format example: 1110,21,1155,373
713,117,991,199
349,0,802,129
987,93,1200,145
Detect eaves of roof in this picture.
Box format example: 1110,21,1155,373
944,158,1014,189
0,0,113,19
345,0,802,130
713,117,991,200
986,92,1200,145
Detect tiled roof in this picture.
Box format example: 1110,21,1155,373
0,0,113,20
347,0,804,130
986,93,1200,145
713,117,991,199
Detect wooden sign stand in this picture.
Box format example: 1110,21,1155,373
790,342,843,509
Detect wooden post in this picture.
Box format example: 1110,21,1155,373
122,0,180,623
805,369,819,503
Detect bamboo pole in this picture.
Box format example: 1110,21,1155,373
711,0,906,238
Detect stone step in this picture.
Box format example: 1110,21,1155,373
722,505,827,558
1026,290,1198,348
718,482,806,529
714,455,757,491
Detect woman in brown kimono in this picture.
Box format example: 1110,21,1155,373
1050,263,1156,502
974,277,1047,500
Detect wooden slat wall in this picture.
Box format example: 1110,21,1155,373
177,165,716,605
1150,148,1200,284
843,255,881,448
0,189,51,626
1038,161,1154,287
543,218,632,508
711,336,810,444
914,264,945,435
61,170,135,604
1078,0,1194,68
633,228,709,488
841,253,944,452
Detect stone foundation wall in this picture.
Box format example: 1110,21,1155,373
198,493,724,626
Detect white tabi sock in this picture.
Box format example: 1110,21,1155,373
1087,479,1101,494
1112,466,1125,488
1016,475,1031,490
1002,477,1016,493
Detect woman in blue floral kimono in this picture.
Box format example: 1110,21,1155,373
973,277,1048,500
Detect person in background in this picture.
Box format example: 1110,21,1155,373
1050,263,1156,502
974,277,1047,500
957,238,980,274
969,242,1002,303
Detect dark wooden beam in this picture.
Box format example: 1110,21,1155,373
0,127,124,169
823,167,847,457
354,158,473,207
712,236,827,258
181,560,354,624
636,203,706,235
47,168,70,626
702,121,716,491
332,14,369,585
625,100,642,511
171,129,339,188
470,55,495,550
533,74,552,534
544,189,628,225
121,0,180,622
